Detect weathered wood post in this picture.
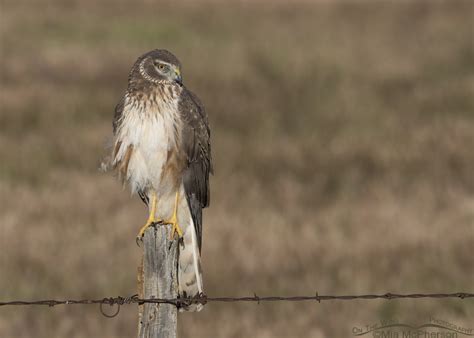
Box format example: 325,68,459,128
138,224,178,338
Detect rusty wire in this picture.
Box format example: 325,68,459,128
0,292,472,318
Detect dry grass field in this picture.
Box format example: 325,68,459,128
1,0,473,337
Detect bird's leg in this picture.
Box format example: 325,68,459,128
136,191,163,242
165,191,183,239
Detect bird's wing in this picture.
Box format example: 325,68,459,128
179,89,212,251
113,96,125,135
110,95,149,205
100,96,125,173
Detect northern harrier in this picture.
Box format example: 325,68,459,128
106,49,212,311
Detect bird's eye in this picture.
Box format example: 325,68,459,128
153,60,165,70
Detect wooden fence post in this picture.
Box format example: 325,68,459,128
138,224,178,338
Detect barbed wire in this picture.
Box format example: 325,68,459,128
0,292,472,318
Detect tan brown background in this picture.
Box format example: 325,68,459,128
1,0,473,337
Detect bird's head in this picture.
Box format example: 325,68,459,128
131,49,183,86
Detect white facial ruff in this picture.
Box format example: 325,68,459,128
139,58,173,85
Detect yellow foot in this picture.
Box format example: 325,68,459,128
166,215,183,240
136,217,163,245
165,191,183,240
136,190,161,246
170,221,183,239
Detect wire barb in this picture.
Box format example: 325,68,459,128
0,292,472,318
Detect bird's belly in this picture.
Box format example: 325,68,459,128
120,112,178,195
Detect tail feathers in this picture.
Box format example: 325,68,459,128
178,215,204,312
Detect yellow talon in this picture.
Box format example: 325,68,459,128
136,190,183,243
136,191,162,242
166,191,183,239
169,217,183,239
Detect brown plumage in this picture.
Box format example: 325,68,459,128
117,144,133,182
106,49,212,311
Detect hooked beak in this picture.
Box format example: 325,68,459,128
175,69,183,85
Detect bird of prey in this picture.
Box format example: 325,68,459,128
106,49,212,311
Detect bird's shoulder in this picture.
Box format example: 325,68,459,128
178,87,209,131
178,86,212,170
112,95,126,134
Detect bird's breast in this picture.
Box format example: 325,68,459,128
114,95,182,194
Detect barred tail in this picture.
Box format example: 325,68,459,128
178,215,203,312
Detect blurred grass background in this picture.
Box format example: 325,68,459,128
1,0,473,337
